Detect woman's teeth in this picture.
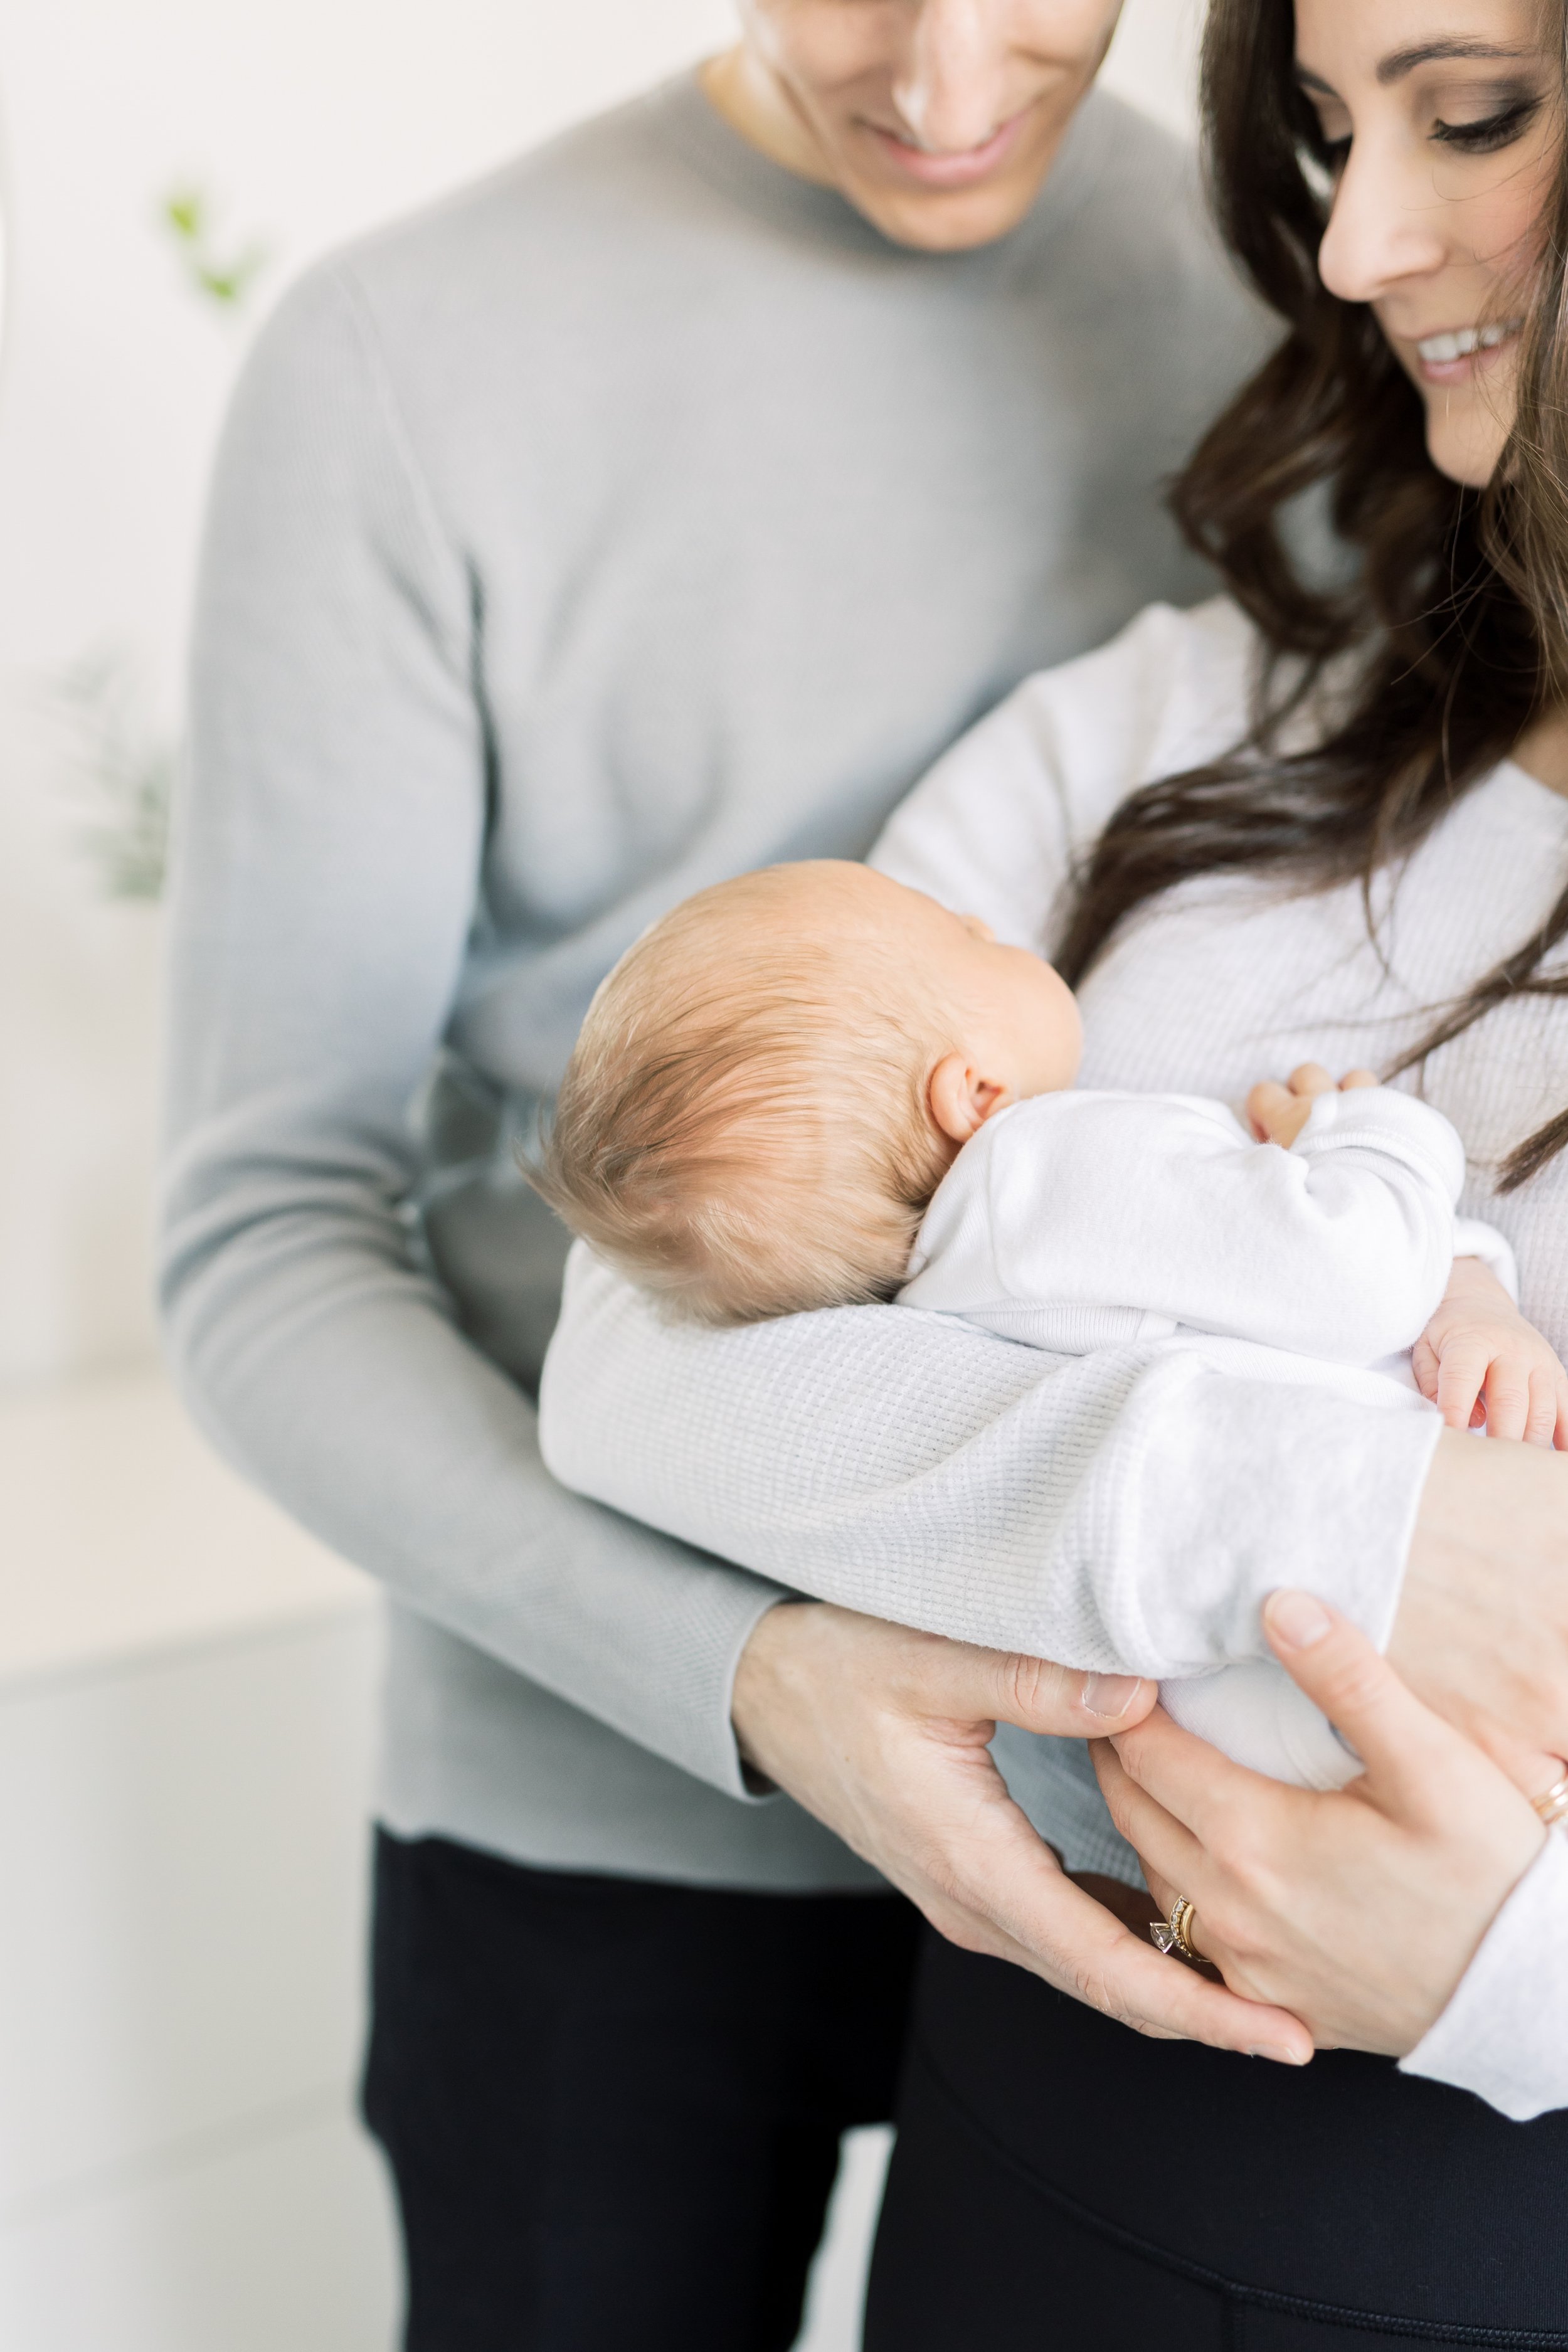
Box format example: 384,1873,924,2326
1416,320,1521,364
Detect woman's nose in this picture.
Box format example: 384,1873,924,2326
891,0,1010,154
1317,134,1449,306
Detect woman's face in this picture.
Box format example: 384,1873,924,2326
1296,0,1562,487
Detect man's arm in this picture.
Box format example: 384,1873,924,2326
161,261,785,1796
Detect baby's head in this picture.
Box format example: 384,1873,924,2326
530,860,1080,1324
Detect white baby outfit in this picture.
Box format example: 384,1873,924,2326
899,1083,1515,1789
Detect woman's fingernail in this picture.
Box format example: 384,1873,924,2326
1082,1672,1140,1719
1249,2044,1310,2065
1266,1591,1332,1650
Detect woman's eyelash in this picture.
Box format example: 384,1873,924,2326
1432,97,1543,153
1300,90,1542,177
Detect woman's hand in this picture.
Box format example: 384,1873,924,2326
1093,1592,1546,2054
1411,1254,1568,1447
733,1599,1313,2063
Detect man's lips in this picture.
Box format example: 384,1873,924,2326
863,107,1030,188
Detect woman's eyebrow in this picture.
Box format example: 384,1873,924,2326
1375,39,1532,85
1294,40,1530,98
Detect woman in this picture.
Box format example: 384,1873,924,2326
545,0,1568,2336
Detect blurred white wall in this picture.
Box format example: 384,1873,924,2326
0,0,1199,1389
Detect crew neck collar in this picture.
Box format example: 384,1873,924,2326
1493,756,1568,834
644,68,1109,262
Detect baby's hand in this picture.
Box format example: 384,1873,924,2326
1412,1256,1568,1448
1246,1062,1379,1151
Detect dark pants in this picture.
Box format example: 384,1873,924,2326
361,1828,920,2351
866,1929,1568,2349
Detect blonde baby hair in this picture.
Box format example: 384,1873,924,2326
527,866,952,1325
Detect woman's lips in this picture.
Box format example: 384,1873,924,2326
863,108,1029,188
1412,319,1523,386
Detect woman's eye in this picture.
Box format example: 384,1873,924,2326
1298,102,1350,170
1432,97,1543,154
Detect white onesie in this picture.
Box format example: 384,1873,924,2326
898,1083,1516,1789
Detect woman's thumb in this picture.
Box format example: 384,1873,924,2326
1263,1590,1444,1796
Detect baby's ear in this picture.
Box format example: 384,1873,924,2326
928,1054,1007,1145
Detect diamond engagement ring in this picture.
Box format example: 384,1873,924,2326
1150,1894,1201,1963
1531,1771,1568,1830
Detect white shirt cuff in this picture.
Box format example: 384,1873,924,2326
1399,1835,1568,2119
1452,1216,1520,1301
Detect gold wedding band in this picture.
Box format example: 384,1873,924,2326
1531,1770,1568,1830
1150,1893,1202,1964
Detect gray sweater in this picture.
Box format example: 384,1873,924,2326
162,75,1259,1890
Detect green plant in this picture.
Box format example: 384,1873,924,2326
48,649,174,902
161,184,268,310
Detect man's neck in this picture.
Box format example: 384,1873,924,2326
699,47,838,189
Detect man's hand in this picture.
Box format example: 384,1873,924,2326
1411,1254,1568,1448
1246,1061,1378,1150
733,1600,1312,2062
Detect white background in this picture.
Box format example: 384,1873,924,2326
0,0,1199,1390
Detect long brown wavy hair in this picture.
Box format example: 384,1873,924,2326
1057,0,1568,1188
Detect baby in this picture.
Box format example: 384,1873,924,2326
532,859,1565,1788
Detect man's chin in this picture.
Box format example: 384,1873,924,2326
840,167,1051,252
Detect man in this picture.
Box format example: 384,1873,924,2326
161,4,1259,2344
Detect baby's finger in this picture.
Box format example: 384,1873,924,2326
1409,1334,1440,1403
1433,1338,1488,1432
1481,1362,1532,1445
1338,1069,1379,1090
1246,1078,1290,1136
1287,1062,1334,1098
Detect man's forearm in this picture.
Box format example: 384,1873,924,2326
166,1225,788,1795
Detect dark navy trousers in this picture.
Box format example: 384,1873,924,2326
867,1928,1568,2350
361,1828,918,2351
